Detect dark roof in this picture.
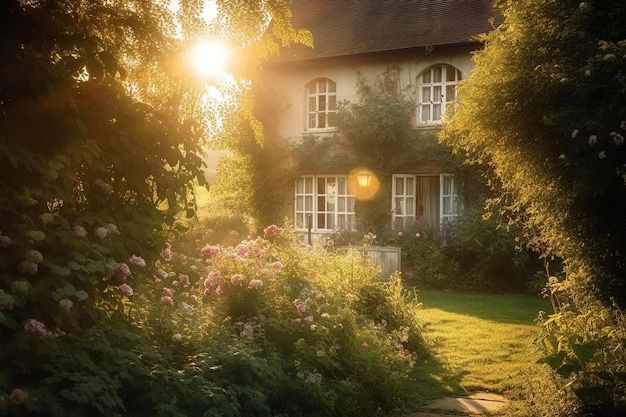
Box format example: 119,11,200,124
277,0,499,62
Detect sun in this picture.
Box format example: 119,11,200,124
191,40,230,78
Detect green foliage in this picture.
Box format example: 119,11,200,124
390,208,541,293
1,223,430,416
440,0,626,413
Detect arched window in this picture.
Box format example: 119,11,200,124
417,64,462,125
306,78,337,130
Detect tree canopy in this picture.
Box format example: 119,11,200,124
441,0,626,305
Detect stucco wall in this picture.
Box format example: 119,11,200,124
259,45,475,142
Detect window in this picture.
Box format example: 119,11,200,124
418,64,462,125
391,174,463,228
306,78,337,130
295,175,355,232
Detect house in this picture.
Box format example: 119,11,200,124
256,0,498,241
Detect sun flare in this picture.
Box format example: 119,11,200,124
191,40,230,78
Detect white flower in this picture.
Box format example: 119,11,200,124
40,213,55,224
106,223,120,235
72,225,88,238
0,235,12,247
58,299,73,313
25,250,43,264
94,227,108,239
10,280,30,294
172,333,183,342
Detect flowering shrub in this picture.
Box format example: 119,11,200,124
1,222,428,416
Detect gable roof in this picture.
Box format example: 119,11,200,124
276,0,499,62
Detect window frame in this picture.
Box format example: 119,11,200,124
295,175,356,232
417,64,462,126
391,173,463,228
306,78,337,131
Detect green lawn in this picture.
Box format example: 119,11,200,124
405,289,557,414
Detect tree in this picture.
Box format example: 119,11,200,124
440,0,626,411
0,1,309,411
441,0,626,305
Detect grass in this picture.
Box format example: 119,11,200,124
403,289,564,415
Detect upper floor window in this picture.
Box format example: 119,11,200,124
306,78,337,130
418,65,462,125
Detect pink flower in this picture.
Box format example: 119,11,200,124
263,224,282,237
204,271,221,287
271,261,283,270
402,349,410,356
397,231,403,237
161,247,173,260
200,245,219,255
415,233,421,238
204,288,211,296
129,255,146,267
304,315,314,322
215,285,223,296
335,323,343,330
178,273,190,285
296,302,307,313
327,240,334,247
361,342,369,349
160,295,174,306
248,279,263,289
230,274,245,285
113,263,131,281
588,135,598,145
235,244,249,255
163,287,174,296
614,133,624,145
24,319,47,337
305,244,312,250
155,269,168,280
118,283,134,296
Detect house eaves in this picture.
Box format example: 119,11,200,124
271,0,500,63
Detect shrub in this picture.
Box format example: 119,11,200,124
1,223,429,417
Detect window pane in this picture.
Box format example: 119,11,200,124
319,80,326,93
318,196,325,210
347,197,354,212
319,95,326,111
433,104,441,120
328,81,336,93
338,197,345,211
422,70,431,83
421,105,430,122
338,177,346,193
395,177,404,195
309,96,316,111
318,213,325,229
394,197,403,214
305,196,312,210
406,197,414,215
422,87,430,102
329,95,336,110
446,85,456,103
326,214,333,229
319,113,326,128
434,66,442,82
305,177,313,193
308,114,316,129
406,177,414,195
433,86,442,102
296,196,303,211
308,84,316,94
